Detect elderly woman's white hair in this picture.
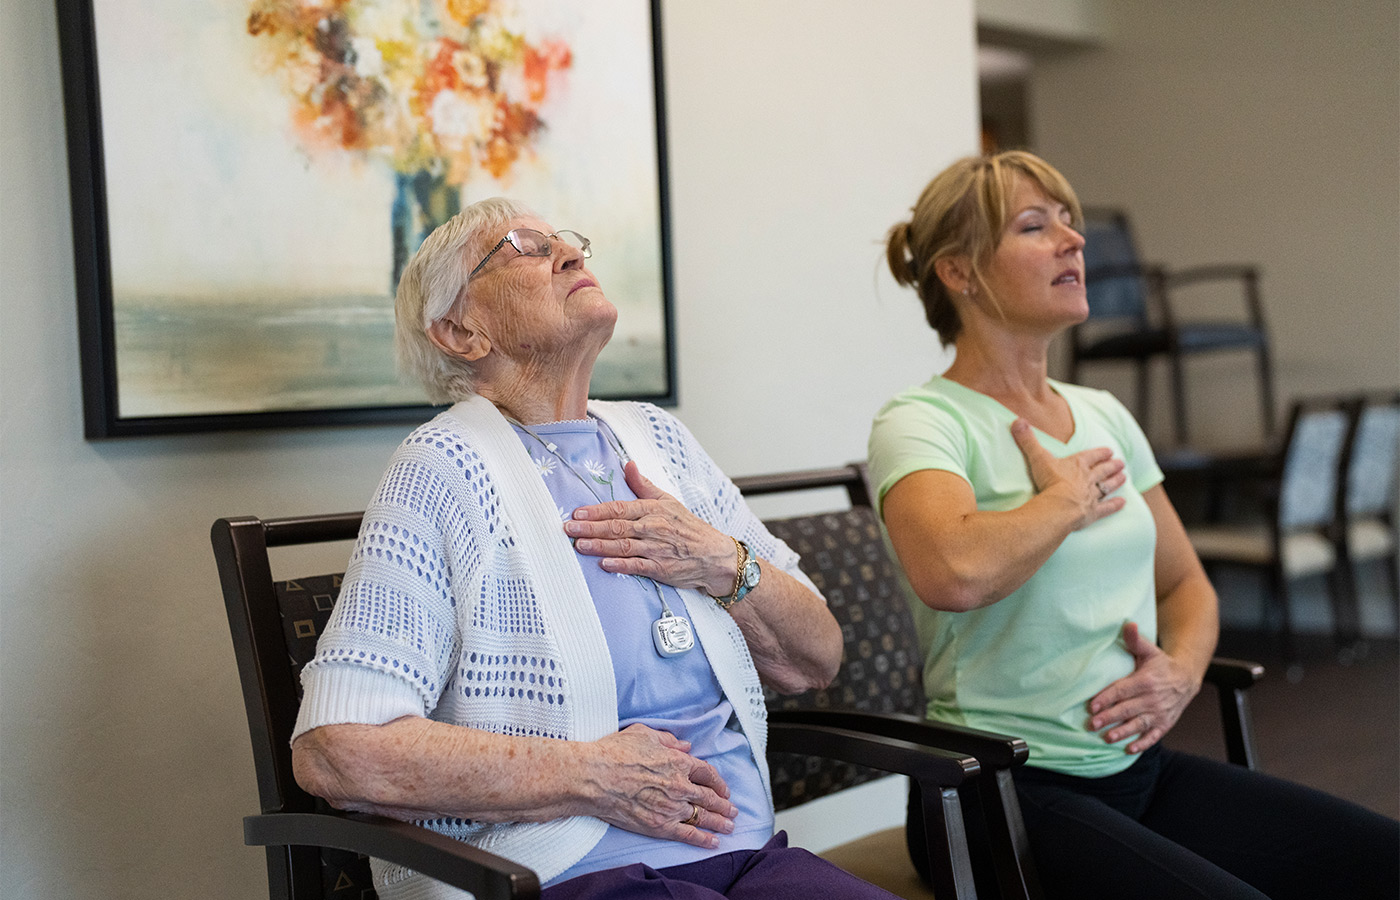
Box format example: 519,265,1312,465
395,197,537,403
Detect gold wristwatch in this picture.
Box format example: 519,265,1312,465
714,538,760,610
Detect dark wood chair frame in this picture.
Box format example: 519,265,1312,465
214,506,986,900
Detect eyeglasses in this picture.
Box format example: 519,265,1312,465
469,228,591,279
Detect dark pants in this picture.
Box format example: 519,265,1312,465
542,831,901,900
907,746,1399,900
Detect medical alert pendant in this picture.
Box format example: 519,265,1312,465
652,612,695,657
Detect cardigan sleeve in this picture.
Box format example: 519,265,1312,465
293,434,469,740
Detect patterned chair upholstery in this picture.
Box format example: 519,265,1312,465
760,507,926,811
275,574,370,898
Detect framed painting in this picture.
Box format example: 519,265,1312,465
55,0,675,438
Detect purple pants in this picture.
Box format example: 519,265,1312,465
541,831,900,900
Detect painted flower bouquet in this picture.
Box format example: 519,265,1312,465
248,0,571,183
247,0,572,286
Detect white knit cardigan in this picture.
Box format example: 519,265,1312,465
294,396,818,896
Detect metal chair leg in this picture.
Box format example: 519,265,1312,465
1169,350,1190,446
1255,341,1277,440
1134,357,1151,435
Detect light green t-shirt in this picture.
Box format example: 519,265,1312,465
868,376,1165,777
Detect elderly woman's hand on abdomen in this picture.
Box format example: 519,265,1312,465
294,716,737,842
566,462,737,597
584,723,738,848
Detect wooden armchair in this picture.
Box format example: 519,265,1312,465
212,509,985,900
733,464,1265,899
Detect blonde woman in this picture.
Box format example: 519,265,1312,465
871,151,1397,900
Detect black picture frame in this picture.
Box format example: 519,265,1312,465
55,0,675,438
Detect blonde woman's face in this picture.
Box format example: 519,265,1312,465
978,176,1088,335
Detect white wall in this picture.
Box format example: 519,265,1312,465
0,2,976,897
1028,0,1400,448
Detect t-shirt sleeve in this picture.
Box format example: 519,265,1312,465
868,393,972,519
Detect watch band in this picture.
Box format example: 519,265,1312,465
711,537,749,611
733,541,760,605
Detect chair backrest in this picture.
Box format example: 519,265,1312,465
213,512,369,900
1081,207,1150,322
1344,392,1400,519
1277,398,1351,531
733,464,927,812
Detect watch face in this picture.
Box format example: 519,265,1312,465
742,559,761,588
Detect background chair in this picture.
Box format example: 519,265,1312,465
213,507,986,900
1070,207,1275,446
1336,391,1400,645
1187,397,1353,673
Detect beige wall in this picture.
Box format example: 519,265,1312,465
0,2,974,897
978,0,1109,44
1027,0,1400,447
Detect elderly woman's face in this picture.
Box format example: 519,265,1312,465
459,216,617,362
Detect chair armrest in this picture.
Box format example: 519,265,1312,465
1160,265,1267,333
1085,260,1165,284
245,811,540,900
767,721,980,787
1161,264,1257,289
1202,657,1265,770
1205,657,1265,690
770,715,1042,899
769,709,1028,769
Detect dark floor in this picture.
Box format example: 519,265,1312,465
1163,629,1399,820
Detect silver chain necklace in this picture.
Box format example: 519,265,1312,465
510,416,696,658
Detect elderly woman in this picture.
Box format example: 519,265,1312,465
871,151,1398,900
291,198,897,900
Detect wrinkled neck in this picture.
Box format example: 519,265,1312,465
476,355,595,425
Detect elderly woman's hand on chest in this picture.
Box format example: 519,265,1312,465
564,461,738,597
566,462,843,694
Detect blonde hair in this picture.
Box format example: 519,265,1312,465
886,151,1082,346
394,197,536,403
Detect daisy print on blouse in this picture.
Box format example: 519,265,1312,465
584,459,616,499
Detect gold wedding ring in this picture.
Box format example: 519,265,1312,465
682,804,701,827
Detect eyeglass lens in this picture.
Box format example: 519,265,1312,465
508,229,590,258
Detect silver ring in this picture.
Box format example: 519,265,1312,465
1097,482,1109,499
